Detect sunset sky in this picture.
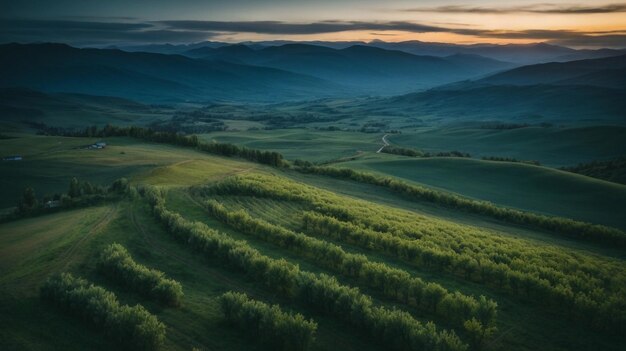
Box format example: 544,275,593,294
2,0,626,47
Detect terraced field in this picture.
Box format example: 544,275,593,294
1,135,624,351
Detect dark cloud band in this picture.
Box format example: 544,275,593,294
0,18,624,48
403,3,626,15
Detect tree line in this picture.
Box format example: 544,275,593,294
195,173,626,334
300,211,626,334
560,157,626,185
381,145,471,158
97,243,184,306
294,165,626,246
141,186,468,351
34,123,285,167
202,198,497,339
41,273,165,350
219,291,317,351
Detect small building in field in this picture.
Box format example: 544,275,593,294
45,200,61,208
2,155,22,161
87,141,107,149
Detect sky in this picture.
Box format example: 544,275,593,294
1,0,626,48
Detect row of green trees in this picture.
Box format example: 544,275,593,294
203,199,497,335
195,174,626,334
294,166,626,246
5,178,130,222
300,211,626,333
40,273,165,350
43,124,285,167
97,243,184,306
219,292,318,351
142,186,467,351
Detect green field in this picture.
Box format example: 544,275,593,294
0,135,257,209
0,135,624,351
199,129,381,163
387,125,626,167
336,154,626,229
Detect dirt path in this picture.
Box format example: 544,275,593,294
59,204,118,270
376,134,389,153
3,204,118,292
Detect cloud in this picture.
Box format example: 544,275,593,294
156,20,445,35
0,19,217,44
0,19,151,31
0,18,625,48
403,3,626,15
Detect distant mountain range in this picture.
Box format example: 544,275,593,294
183,43,515,94
0,42,518,101
114,40,626,65
477,54,626,89
367,54,626,124
1,41,625,122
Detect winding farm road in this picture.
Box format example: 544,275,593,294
376,134,389,153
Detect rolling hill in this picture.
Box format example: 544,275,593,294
337,154,626,229
478,54,626,88
0,88,169,128
374,84,626,124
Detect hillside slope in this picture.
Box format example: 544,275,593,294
0,43,344,102
338,155,626,229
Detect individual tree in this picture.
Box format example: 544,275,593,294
17,187,38,212
68,177,81,198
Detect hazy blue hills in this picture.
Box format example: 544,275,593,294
354,54,626,123
0,43,345,102
382,84,626,123
186,43,515,94
479,54,626,88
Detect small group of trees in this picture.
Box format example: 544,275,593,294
97,243,183,306
560,157,626,185
203,199,497,336
219,292,317,351
293,165,626,246
41,273,165,350
141,186,467,351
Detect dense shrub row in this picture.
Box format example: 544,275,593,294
40,273,165,350
97,243,184,306
142,186,467,351
481,156,540,165
295,166,626,246
195,174,626,334
219,291,317,351
301,212,626,334
203,199,497,334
